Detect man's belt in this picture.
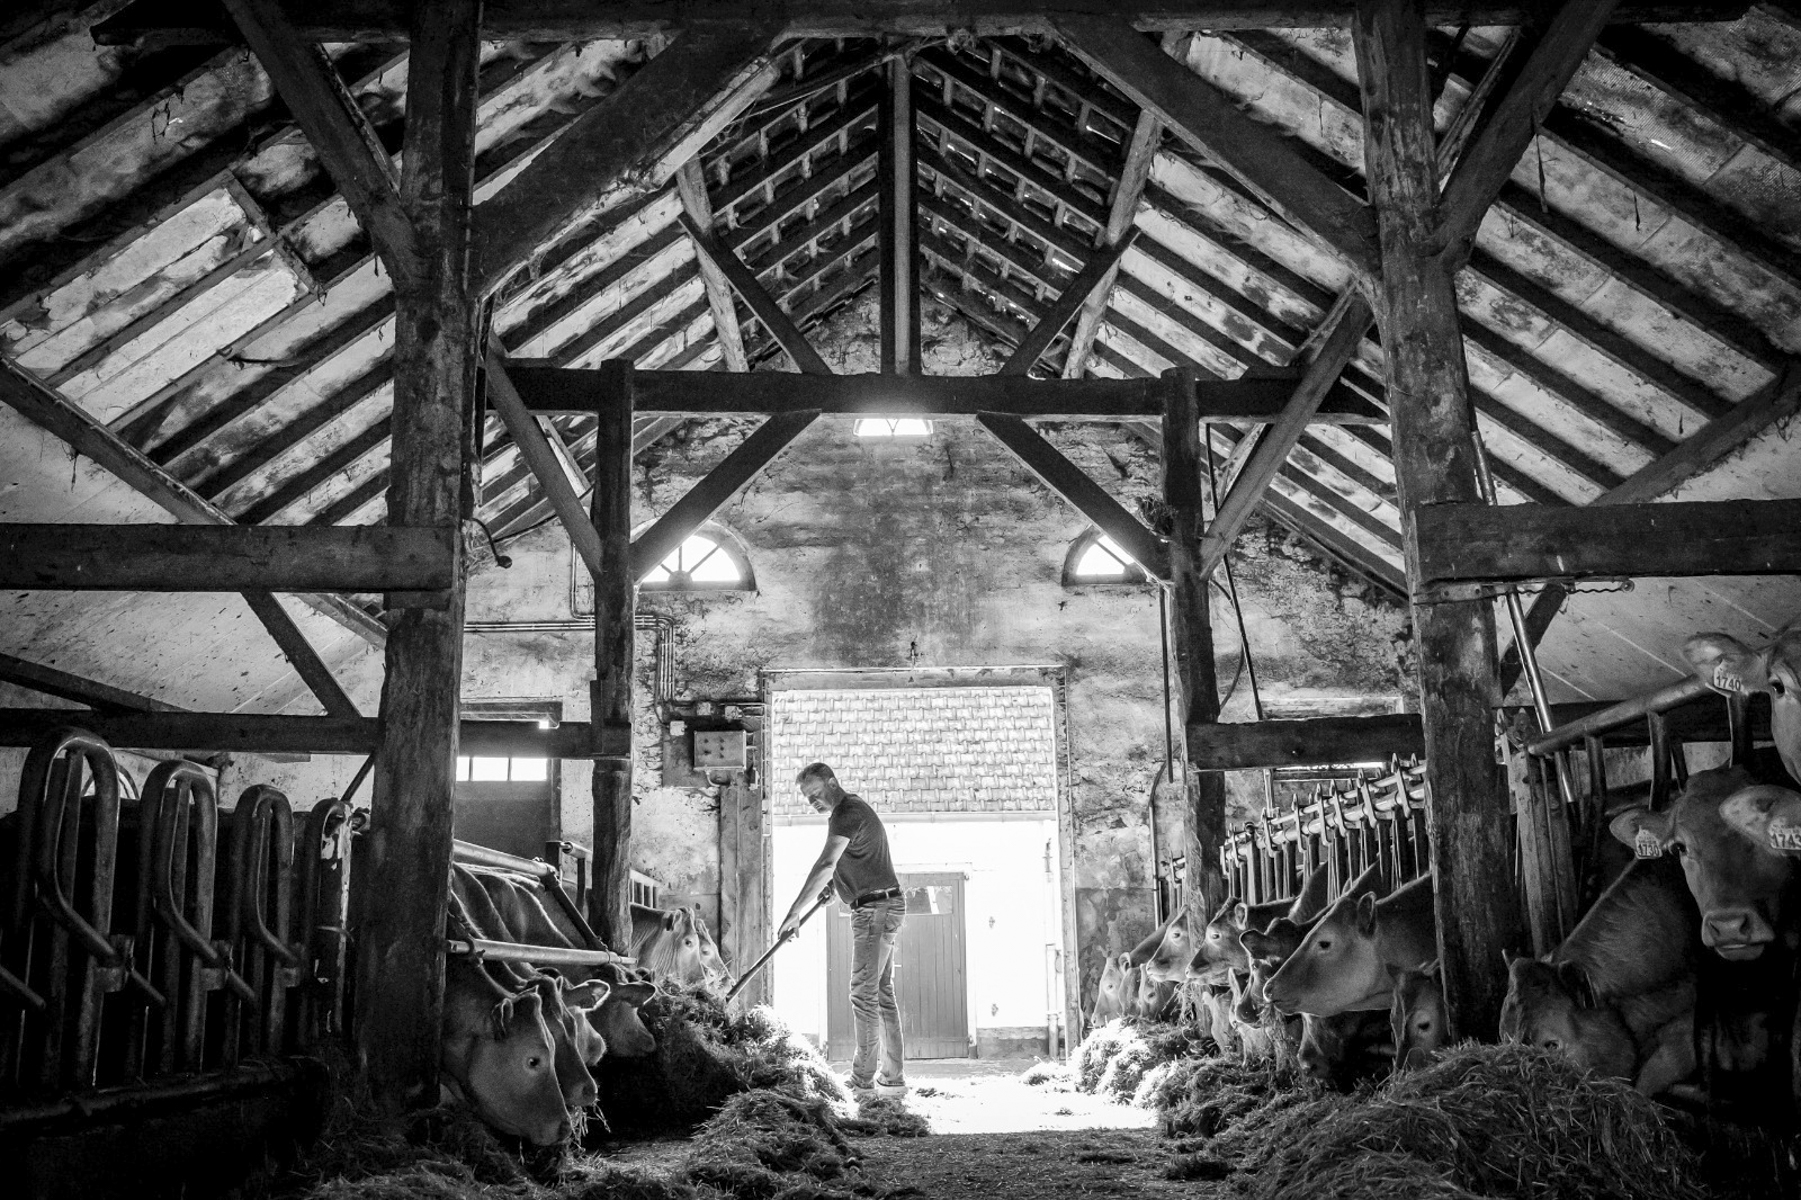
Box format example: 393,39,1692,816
851,887,903,908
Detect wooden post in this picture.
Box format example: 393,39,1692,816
1162,366,1228,921
591,359,636,949
1354,0,1518,1040
352,0,479,1113
879,53,919,375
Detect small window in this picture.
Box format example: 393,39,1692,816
456,755,550,783
640,531,753,590
1064,529,1148,585
854,418,933,438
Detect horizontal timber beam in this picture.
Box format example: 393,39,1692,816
0,653,182,713
0,711,629,757
506,366,1389,421
1,524,455,594
1414,498,1801,594
1189,714,1425,769
1190,693,1767,770
94,3,1747,45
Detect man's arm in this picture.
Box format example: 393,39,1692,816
779,834,849,939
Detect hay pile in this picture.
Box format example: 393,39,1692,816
1150,1054,1317,1142
597,987,846,1137
1067,1018,1204,1105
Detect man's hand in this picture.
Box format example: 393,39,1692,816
778,912,802,941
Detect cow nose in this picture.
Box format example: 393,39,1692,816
1704,910,1754,946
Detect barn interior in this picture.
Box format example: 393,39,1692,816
2,1,1800,1198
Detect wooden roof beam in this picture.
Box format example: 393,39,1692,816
0,652,184,714
1055,15,1381,279
219,0,422,290
94,2,1752,46
676,161,751,372
474,23,783,297
682,214,834,375
1001,230,1140,375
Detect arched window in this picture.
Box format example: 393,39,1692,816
1063,529,1147,585
853,418,933,438
640,528,754,590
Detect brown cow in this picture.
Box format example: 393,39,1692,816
1387,960,1444,1073
1297,1009,1391,1090
441,956,572,1146
1264,874,1436,1017
1181,895,1292,986
1684,627,1801,784
630,903,733,989
1089,952,1135,1030
1498,855,1699,1096
1135,965,1177,1022
1611,766,1798,961
1129,904,1195,984
1237,867,1380,1025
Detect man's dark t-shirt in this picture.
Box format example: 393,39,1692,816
827,793,900,903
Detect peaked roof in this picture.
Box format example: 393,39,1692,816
3,4,1800,712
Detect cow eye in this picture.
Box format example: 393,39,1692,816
1771,678,1787,697
528,1056,543,1069
1315,939,1332,952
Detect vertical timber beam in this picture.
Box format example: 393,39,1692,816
354,0,479,1114
1164,367,1228,924
1355,0,1515,1040
591,360,636,949
880,53,919,375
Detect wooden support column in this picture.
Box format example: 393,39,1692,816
880,52,919,375
590,360,636,949
352,0,480,1115
1163,366,1228,922
1355,0,1516,1041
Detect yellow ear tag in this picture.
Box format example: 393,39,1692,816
1768,820,1801,854
1633,830,1662,859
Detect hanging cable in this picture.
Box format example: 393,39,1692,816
1202,434,1264,722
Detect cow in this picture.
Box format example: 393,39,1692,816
1297,1009,1391,1090
1089,952,1136,1030
1227,969,1279,1062
1498,855,1700,1096
1610,766,1798,962
1388,960,1444,1073
1264,874,1436,1018
1237,867,1381,1025
1178,894,1293,986
1188,976,1239,1053
1721,785,1801,858
441,955,573,1146
1684,627,1801,785
631,903,733,990
1129,904,1194,984
1134,964,1177,1022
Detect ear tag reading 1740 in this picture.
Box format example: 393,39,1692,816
1769,820,1801,854
1634,830,1663,859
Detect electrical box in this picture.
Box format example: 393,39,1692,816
692,729,748,770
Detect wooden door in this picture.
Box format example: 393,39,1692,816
826,873,968,1060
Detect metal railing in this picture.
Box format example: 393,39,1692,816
1,727,353,1101
1219,759,1432,906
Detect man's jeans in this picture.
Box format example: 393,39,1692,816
848,897,906,1088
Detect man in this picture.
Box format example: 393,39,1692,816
779,762,906,1097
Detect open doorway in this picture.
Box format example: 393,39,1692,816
765,674,1071,1060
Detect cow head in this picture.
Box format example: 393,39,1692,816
1297,1010,1389,1089
1130,905,1194,984
1134,966,1172,1021
1265,890,1391,1017
457,989,571,1146
1237,917,1310,1024
1610,767,1796,961
1089,952,1133,1028
1387,959,1443,1072
530,975,609,1110
1720,785,1801,858
1685,629,1801,784
1499,955,1636,1083
594,975,658,1058
649,906,733,989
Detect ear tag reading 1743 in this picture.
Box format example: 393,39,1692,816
1634,830,1663,859
1769,820,1801,854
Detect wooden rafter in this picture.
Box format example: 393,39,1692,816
219,0,421,288
474,23,783,296
0,710,629,757
675,160,751,372
0,652,183,714
1001,230,1140,376
681,213,835,374
94,2,1749,46
1056,16,1381,279
485,348,606,577
880,54,921,374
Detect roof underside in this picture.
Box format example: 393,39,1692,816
4,3,1801,712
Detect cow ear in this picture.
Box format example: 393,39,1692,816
1240,931,1267,956
615,981,657,1006
563,979,611,1012
1555,960,1598,1009
1684,633,1768,695
1355,892,1378,936
1609,807,1671,856
1418,958,1440,979
1720,785,1801,849
1233,901,1250,928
